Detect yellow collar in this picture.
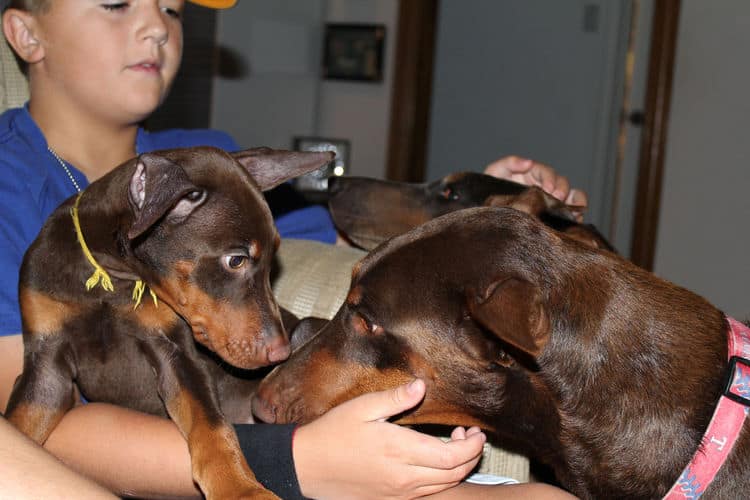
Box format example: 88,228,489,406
71,193,157,309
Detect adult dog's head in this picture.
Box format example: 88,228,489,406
255,206,732,498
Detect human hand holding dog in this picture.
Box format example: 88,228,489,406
292,379,486,500
484,156,588,210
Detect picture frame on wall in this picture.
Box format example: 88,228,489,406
292,136,350,200
322,23,386,82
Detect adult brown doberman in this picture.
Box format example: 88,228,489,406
327,172,614,252
254,206,750,499
6,146,332,500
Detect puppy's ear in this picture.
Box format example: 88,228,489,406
127,155,203,240
467,277,550,358
485,186,584,222
232,148,334,191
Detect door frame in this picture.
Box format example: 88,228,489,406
386,0,681,270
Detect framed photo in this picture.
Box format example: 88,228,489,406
292,137,350,199
322,23,386,82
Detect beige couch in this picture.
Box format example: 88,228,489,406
2,33,529,483
0,32,27,112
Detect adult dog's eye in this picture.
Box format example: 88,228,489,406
223,254,248,271
441,187,459,201
186,189,204,201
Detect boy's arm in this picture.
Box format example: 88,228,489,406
43,403,203,498
40,382,486,500
0,415,117,500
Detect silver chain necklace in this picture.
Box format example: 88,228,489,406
47,146,82,193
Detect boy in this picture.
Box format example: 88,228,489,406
0,0,581,497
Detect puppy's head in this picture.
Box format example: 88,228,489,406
121,146,333,369
328,172,611,251
254,207,586,429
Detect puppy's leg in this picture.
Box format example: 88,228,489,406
5,332,77,444
142,333,279,500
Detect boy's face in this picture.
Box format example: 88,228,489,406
32,0,185,123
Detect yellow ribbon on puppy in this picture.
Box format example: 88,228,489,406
71,193,157,309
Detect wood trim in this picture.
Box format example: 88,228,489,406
630,0,681,270
385,0,439,182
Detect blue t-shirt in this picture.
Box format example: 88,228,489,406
0,106,336,336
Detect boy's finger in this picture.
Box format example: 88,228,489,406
406,428,486,470
334,379,426,422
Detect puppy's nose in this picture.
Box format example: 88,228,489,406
266,338,291,364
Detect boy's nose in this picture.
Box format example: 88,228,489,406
138,4,169,46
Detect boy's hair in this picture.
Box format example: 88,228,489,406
7,1,49,12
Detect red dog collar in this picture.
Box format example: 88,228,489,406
664,317,750,499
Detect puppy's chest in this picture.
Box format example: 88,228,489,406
66,304,190,415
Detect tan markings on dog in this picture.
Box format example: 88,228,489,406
19,289,81,336
249,240,261,260
176,283,265,369
121,300,181,333
171,260,195,307
397,402,486,430
273,233,281,251
351,261,363,281
483,194,516,207
284,349,413,421
346,285,362,306
443,172,467,184
168,389,263,497
7,402,67,444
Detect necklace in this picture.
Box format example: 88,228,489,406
47,146,82,193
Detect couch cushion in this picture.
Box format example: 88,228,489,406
273,238,365,320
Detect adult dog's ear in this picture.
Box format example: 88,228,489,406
127,154,202,240
486,186,585,222
467,277,550,358
232,148,334,191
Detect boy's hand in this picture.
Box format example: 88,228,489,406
293,379,486,500
484,156,588,209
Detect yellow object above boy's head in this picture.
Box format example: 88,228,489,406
188,0,237,8
0,0,237,12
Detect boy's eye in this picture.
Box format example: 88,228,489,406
162,6,182,20
102,2,129,11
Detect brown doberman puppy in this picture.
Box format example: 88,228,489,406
328,172,615,252
254,207,750,499
5,146,332,500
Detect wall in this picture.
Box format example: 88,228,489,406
212,0,398,179
425,0,631,233
653,0,750,320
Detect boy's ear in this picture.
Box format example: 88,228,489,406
2,9,45,64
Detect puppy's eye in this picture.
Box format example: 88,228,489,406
352,313,384,336
223,254,248,271
491,350,514,369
